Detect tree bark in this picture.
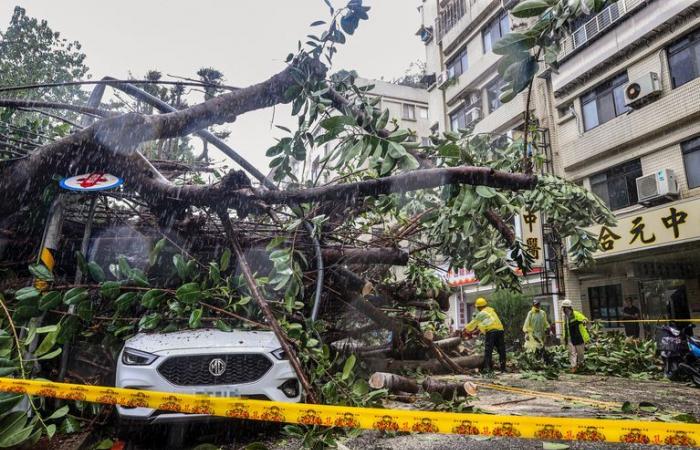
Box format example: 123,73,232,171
422,377,478,397
369,372,419,394
433,336,463,351
367,354,483,374
321,247,408,266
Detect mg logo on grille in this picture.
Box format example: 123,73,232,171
208,358,226,377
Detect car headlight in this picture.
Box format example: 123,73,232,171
271,348,286,360
121,347,158,365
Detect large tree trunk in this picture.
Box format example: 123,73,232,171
366,354,484,374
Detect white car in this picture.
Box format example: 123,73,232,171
115,329,301,424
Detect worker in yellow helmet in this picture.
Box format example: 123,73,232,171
561,299,590,373
464,297,506,373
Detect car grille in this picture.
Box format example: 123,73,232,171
157,353,273,386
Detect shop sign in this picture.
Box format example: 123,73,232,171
586,197,700,258
520,210,544,267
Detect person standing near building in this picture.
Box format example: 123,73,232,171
561,299,589,373
622,297,641,339
464,297,506,373
522,299,550,359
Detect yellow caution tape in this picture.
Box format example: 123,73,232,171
555,319,700,324
1,378,699,446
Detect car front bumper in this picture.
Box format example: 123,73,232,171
115,348,300,423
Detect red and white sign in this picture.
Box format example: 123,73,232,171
59,172,123,192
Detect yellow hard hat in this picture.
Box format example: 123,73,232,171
475,297,488,308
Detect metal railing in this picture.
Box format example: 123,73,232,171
560,0,649,58
435,0,467,41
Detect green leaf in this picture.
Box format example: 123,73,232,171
0,411,28,447
118,256,132,279
511,0,550,18
638,402,657,413
59,416,81,434
476,185,497,198
28,263,53,281
387,141,406,159
220,248,231,271
15,287,40,302
176,283,201,304
209,262,221,283
149,238,166,266
115,292,137,312
0,393,23,415
214,319,232,332
96,439,114,450
87,261,106,282
342,354,356,381
36,347,62,360
35,327,59,357
45,424,56,439
376,109,389,130
141,289,166,309
173,254,188,280
63,287,88,305
99,281,121,300
39,291,62,311
320,115,356,130
46,405,69,421
492,32,536,56
138,313,161,331
189,308,203,328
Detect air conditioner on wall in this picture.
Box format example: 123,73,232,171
636,169,679,205
624,72,662,109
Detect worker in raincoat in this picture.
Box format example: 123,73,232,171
522,299,550,360
464,297,506,373
561,299,590,372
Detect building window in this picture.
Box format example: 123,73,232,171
402,104,416,120
668,29,700,89
450,104,467,131
418,106,429,119
482,11,509,54
581,72,629,131
588,284,623,327
486,77,507,113
590,159,642,210
446,48,468,79
682,136,700,189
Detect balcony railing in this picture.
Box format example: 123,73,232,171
560,0,650,59
435,0,467,41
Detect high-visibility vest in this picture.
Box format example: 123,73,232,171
563,310,590,344
465,306,504,333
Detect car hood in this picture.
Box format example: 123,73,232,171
124,329,281,353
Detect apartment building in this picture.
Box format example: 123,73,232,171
534,0,700,334
299,77,430,184
418,0,555,329
420,0,700,333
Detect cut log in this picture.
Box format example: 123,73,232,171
369,372,419,394
367,354,484,374
422,377,478,397
433,337,462,351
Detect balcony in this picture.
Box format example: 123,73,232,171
435,0,467,42
559,0,651,60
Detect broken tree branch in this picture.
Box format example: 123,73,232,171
218,211,318,403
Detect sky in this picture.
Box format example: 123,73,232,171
0,0,425,174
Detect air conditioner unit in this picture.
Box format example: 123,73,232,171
624,72,661,109
437,70,450,89
636,169,679,205
502,0,519,10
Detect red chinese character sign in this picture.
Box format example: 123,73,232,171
59,172,124,192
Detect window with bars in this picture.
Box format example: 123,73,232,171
588,284,623,327
589,159,642,210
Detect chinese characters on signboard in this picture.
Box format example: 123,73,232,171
521,210,544,267
588,198,698,258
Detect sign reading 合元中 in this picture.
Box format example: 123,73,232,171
59,172,124,192
586,197,700,258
